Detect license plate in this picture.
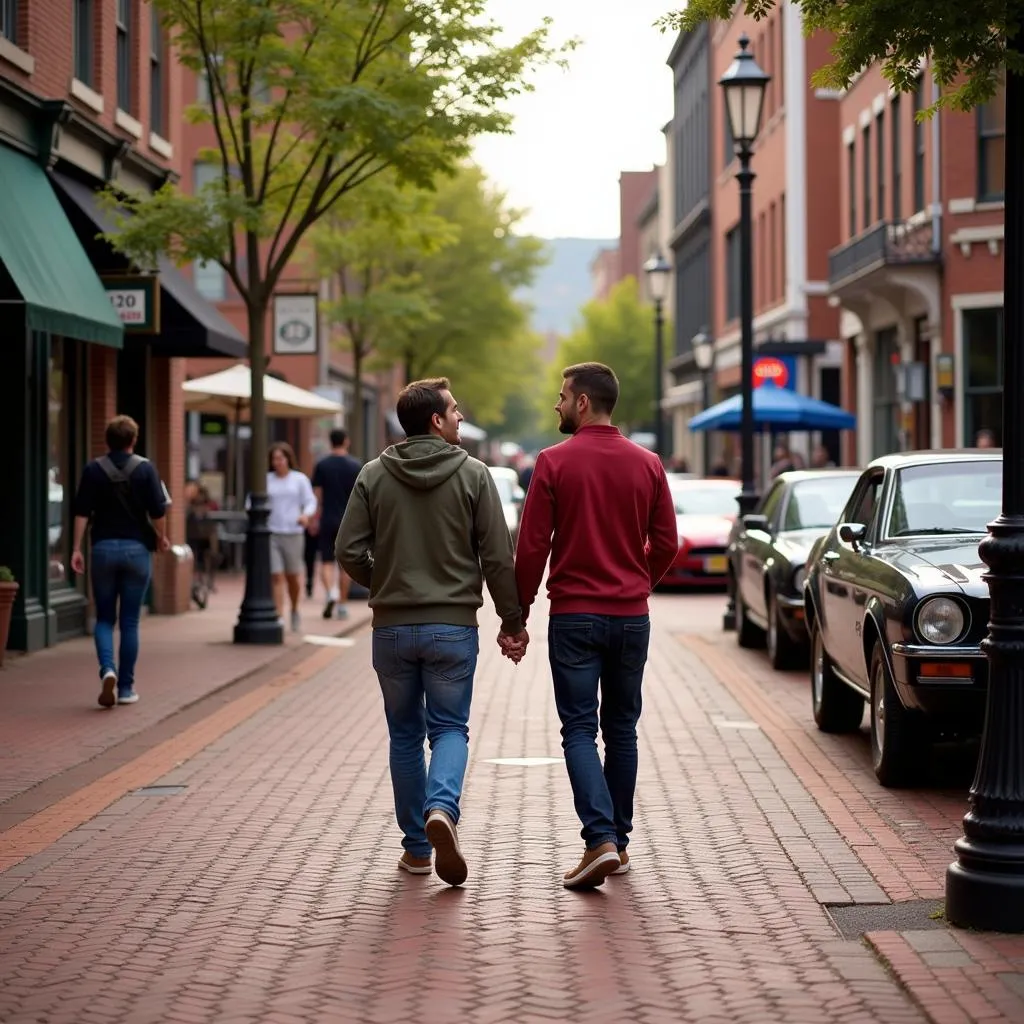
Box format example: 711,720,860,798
704,555,728,574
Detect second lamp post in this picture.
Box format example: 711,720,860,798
719,34,769,516
644,252,671,461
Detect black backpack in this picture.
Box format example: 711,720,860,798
96,455,160,549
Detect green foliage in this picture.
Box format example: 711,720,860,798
550,278,669,434
0,566,15,583
660,0,1015,113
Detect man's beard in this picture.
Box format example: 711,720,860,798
557,414,576,435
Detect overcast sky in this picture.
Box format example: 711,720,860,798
472,0,676,241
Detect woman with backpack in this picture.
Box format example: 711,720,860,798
71,415,170,708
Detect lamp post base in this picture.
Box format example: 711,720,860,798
233,493,285,646
946,841,1024,933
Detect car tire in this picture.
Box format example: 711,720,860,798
767,587,801,671
870,642,924,787
735,585,765,649
811,622,863,732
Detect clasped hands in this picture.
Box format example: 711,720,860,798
498,628,530,665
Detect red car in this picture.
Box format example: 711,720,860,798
659,477,740,587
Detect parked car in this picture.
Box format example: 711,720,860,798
660,477,740,587
804,451,1002,786
730,469,860,668
488,466,526,541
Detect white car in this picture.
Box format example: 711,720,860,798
488,466,526,539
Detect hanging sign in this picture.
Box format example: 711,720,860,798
753,355,795,390
273,294,318,355
102,275,160,333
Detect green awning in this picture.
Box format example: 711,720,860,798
0,146,123,348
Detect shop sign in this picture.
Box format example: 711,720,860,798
273,293,318,355
102,275,160,333
753,355,795,390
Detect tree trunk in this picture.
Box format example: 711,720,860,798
351,345,365,461
404,348,415,384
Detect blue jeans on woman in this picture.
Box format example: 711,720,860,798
91,539,152,697
548,613,651,851
372,624,479,858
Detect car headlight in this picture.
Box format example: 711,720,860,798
792,567,806,592
916,597,966,645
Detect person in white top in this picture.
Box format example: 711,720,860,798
266,442,317,632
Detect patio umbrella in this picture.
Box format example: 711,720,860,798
688,381,856,432
182,363,343,418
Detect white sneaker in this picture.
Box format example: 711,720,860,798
290,610,301,633
117,691,140,705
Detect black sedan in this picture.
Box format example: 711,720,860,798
731,470,860,669
805,451,1002,786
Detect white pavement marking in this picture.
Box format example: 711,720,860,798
302,635,357,647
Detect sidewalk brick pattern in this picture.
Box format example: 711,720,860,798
0,602,930,1023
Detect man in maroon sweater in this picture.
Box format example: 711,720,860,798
512,362,678,889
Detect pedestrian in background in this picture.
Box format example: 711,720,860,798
337,377,527,887
70,415,170,708
265,442,317,633
312,428,362,620
511,362,677,889
975,428,997,448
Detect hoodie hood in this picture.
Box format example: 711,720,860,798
380,435,468,491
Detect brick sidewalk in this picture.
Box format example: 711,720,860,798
0,592,1021,1022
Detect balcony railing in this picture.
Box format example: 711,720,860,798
828,218,940,289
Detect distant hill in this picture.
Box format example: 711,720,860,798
519,237,616,338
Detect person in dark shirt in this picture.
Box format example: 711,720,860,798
72,415,170,709
312,428,362,620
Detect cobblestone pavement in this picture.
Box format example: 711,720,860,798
0,591,1022,1022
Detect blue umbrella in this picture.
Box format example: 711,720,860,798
688,381,856,432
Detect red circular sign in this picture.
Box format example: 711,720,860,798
753,357,789,389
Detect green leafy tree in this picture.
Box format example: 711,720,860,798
103,0,560,494
386,165,549,426
662,0,1010,110
311,175,457,459
550,278,669,435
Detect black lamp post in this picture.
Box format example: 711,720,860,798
644,252,671,461
945,46,1024,932
692,329,715,475
719,34,769,519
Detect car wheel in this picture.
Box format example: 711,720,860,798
767,587,801,671
811,622,863,732
735,585,765,649
870,642,925,787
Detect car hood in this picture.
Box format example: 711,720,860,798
775,527,830,563
677,514,734,546
874,539,989,599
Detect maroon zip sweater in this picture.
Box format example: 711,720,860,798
514,425,679,625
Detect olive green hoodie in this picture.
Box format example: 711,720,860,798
335,435,523,634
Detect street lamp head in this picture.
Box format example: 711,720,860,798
692,330,715,372
718,34,770,155
643,251,671,302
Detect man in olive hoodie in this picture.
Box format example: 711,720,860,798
336,377,528,886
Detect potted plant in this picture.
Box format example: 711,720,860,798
0,567,18,668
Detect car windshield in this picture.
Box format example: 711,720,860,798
888,460,1002,537
490,476,515,504
671,484,739,517
783,477,857,530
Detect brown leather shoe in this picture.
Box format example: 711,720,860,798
612,850,630,875
563,842,620,889
425,809,468,886
397,852,432,875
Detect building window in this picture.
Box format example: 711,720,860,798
193,162,226,301
963,306,1003,445
73,0,93,84
876,110,885,221
872,326,900,458
913,74,926,212
891,95,902,221
847,141,856,237
862,125,872,229
768,202,776,303
1,0,16,44
725,226,741,322
779,192,786,299
116,0,131,112
977,78,1006,202
150,9,165,136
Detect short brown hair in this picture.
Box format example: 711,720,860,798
396,377,451,437
268,442,297,470
562,362,619,416
106,415,139,452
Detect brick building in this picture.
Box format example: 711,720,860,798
0,0,245,653
709,6,844,470
827,61,1005,464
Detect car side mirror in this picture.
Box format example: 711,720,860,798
742,514,770,532
838,522,867,546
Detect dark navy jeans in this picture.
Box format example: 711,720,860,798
372,624,479,858
91,539,152,695
548,613,651,850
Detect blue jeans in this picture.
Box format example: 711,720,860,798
549,614,651,850
91,539,152,695
372,624,479,858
